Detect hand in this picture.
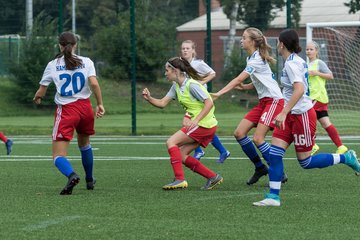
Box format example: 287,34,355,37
182,117,191,127
142,88,151,101
185,119,199,131
33,96,43,105
274,112,287,130
308,70,318,76
96,104,105,118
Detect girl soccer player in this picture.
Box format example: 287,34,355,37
253,29,359,207
181,40,230,163
142,57,223,190
33,32,105,195
211,27,287,185
306,41,348,155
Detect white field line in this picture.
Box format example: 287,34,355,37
22,215,81,231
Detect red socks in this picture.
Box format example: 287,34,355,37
168,146,185,180
0,132,7,143
184,156,216,179
168,146,217,180
325,125,342,147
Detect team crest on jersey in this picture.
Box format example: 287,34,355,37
245,66,255,74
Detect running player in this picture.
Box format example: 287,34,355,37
181,40,230,163
33,32,105,195
253,29,360,207
0,131,13,155
142,57,223,190
306,41,348,155
211,27,287,185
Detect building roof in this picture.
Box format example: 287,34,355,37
177,0,360,31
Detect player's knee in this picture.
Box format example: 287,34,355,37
233,129,245,139
252,135,264,146
298,158,311,169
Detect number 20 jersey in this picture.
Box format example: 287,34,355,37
39,55,96,105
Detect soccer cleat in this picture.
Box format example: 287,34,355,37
86,177,96,190
162,179,188,190
194,150,205,160
344,150,360,176
246,166,268,185
311,143,320,155
201,174,223,190
60,172,80,195
5,139,13,155
336,145,348,154
253,193,281,207
281,172,288,184
216,150,230,164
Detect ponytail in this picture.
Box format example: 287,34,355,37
54,32,82,70
245,27,276,64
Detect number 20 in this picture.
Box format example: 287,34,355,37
59,72,85,96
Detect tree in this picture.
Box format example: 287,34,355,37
9,14,58,106
344,0,360,13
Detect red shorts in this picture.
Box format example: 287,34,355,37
272,107,317,152
244,98,285,128
52,99,95,141
181,126,217,148
312,100,328,112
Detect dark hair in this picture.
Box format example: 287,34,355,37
167,57,203,80
279,29,302,53
55,32,82,70
245,27,276,64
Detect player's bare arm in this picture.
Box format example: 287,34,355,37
33,85,48,105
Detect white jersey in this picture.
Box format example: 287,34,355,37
244,50,283,100
280,53,313,114
190,58,215,89
190,58,215,77
40,55,96,105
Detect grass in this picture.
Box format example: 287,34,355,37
0,135,360,239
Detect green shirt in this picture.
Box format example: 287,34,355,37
175,78,217,128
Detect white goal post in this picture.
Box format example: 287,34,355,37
306,21,360,135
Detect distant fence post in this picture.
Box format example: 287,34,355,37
206,0,212,92
130,0,137,135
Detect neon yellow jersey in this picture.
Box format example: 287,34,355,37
308,59,329,103
175,79,217,128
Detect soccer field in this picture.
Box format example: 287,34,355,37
1,135,360,239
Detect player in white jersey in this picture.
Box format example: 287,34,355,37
181,40,230,163
211,27,287,185
253,29,360,207
33,32,105,195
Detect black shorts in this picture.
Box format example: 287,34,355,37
316,110,328,120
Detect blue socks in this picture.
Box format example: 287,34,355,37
211,134,227,154
268,145,285,195
237,136,264,168
298,153,345,169
54,156,74,177
80,144,94,180
257,142,271,165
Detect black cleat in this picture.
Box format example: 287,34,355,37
281,172,288,184
86,177,96,190
60,172,80,195
247,166,268,185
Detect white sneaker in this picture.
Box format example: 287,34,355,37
253,193,281,207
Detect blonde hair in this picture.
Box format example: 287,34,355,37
245,27,276,64
181,40,197,58
307,41,320,58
